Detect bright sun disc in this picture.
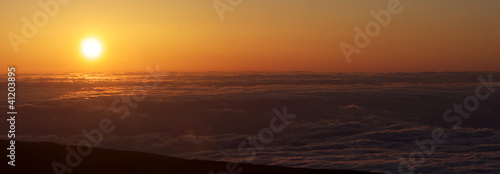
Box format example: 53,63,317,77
81,37,103,60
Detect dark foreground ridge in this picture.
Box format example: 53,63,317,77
0,140,376,174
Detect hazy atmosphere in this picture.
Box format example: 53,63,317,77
1,0,500,72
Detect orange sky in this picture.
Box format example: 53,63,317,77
1,0,499,73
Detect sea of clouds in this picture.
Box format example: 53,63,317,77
1,72,499,173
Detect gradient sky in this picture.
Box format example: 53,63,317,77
1,0,499,73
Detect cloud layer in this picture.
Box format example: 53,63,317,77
2,72,500,173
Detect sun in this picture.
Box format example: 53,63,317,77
81,37,103,60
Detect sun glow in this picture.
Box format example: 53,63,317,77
81,37,103,61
